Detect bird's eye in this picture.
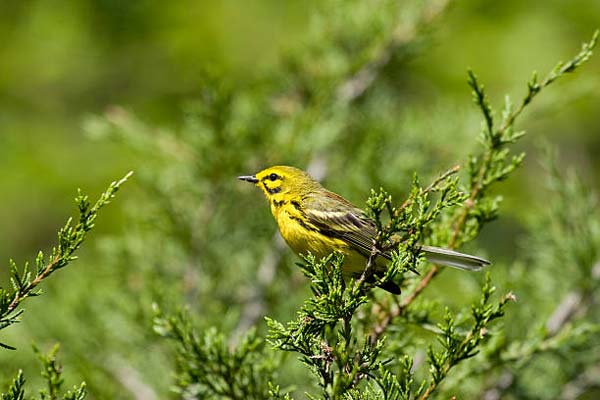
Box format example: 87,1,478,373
269,173,280,181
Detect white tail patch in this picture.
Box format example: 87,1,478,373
421,245,490,271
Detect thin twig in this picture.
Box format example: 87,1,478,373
6,256,61,316
369,166,462,342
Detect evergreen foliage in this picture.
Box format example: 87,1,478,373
2,346,86,400
138,29,596,399
153,308,276,399
148,31,595,399
0,173,132,349
1,175,130,395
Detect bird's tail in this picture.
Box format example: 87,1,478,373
421,245,490,271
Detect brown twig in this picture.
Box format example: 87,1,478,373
369,71,517,342
355,239,381,293
2,172,131,327
393,165,461,222
5,256,61,316
369,165,464,342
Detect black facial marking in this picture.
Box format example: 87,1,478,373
291,200,308,219
272,199,287,207
262,182,281,194
288,215,317,232
269,173,280,181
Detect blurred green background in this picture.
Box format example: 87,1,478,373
1,0,599,398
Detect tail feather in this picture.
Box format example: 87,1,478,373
421,245,490,271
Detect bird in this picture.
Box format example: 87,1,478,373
238,165,490,294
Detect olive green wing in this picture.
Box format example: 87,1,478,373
302,191,390,260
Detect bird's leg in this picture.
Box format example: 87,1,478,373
355,239,380,291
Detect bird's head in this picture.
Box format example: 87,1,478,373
238,165,321,202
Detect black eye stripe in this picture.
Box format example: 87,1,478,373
269,173,280,181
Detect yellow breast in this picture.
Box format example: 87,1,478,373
271,201,370,276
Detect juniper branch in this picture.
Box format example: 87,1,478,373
154,306,276,400
369,31,598,343
0,172,132,349
1,345,87,400
482,149,600,399
419,277,515,399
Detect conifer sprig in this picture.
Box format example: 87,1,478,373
369,31,598,344
480,148,600,398
153,307,277,399
421,276,515,399
265,170,464,399
266,254,385,399
2,346,86,400
93,21,597,400
0,172,132,349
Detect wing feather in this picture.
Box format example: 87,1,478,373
301,191,490,275
303,191,388,260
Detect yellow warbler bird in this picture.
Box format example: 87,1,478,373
239,166,489,294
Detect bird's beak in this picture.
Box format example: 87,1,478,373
238,175,259,183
